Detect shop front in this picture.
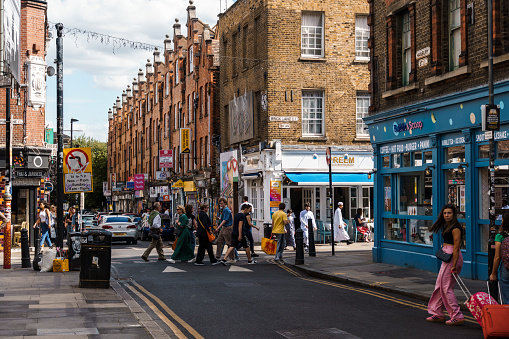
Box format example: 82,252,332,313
365,81,509,280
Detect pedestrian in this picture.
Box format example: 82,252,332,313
299,203,317,251
49,205,57,244
215,198,234,261
240,196,260,258
141,202,167,262
170,205,195,262
65,207,74,239
489,210,509,304
72,207,80,232
272,202,289,263
426,204,465,325
354,208,371,242
219,203,256,264
35,201,52,249
185,204,197,263
334,202,353,245
285,209,296,250
195,204,226,266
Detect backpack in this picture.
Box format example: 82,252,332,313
502,236,509,271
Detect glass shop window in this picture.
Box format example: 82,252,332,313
399,172,432,215
393,154,401,168
384,176,391,212
414,151,423,166
383,156,390,168
446,145,465,163
446,168,466,219
403,152,411,167
408,219,433,245
424,151,433,164
315,187,321,219
479,166,509,220
497,140,509,159
478,144,489,159
384,218,406,242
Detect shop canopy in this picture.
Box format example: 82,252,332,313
285,173,373,186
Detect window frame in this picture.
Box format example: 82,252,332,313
356,92,370,138
355,15,370,61
449,0,461,71
301,90,325,137
402,12,411,86
301,12,324,58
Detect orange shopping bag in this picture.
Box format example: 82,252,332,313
261,237,277,255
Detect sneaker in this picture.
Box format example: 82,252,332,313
445,318,464,326
166,259,176,263
347,240,354,245
227,259,237,264
426,315,446,323
188,258,196,263
194,262,205,266
251,253,259,257
141,256,149,262
248,260,257,264
211,261,221,266
279,259,285,264
218,259,229,266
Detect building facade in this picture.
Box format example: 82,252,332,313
107,2,220,214
0,0,49,248
366,0,509,279
217,0,373,242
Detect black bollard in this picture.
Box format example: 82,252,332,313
34,225,40,257
308,219,316,257
20,228,31,268
295,228,304,265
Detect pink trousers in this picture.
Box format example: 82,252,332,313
427,244,464,320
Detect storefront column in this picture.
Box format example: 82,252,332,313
430,134,442,272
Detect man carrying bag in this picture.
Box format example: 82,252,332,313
141,202,167,262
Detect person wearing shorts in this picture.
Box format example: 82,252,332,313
219,203,256,264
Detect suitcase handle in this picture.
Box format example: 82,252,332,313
452,272,472,302
486,280,503,304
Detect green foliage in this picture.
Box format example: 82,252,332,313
70,135,108,210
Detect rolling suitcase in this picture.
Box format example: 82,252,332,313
453,273,498,326
481,305,509,339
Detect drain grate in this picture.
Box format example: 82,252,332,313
277,328,361,339
224,282,259,287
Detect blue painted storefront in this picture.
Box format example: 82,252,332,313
365,80,509,280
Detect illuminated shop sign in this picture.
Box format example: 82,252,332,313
393,120,423,135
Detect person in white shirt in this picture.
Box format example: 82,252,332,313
299,203,317,251
141,202,167,262
334,202,353,245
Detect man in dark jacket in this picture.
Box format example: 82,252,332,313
195,204,226,266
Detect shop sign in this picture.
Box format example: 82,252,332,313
184,181,196,192
103,190,111,197
149,187,157,197
393,120,423,135
172,179,184,188
159,150,173,168
155,171,168,180
180,128,190,154
269,181,282,208
441,136,465,147
380,138,431,154
126,177,134,189
331,156,355,167
13,169,45,178
475,128,509,142
134,174,145,190
163,195,170,201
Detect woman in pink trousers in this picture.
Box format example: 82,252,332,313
426,204,465,326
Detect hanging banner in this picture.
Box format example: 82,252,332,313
180,128,190,153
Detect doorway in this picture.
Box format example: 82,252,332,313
290,188,302,229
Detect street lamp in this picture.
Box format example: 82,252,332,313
70,118,79,148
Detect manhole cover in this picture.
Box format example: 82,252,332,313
224,282,259,287
277,328,361,339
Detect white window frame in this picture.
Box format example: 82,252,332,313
301,12,324,58
189,45,194,73
175,62,179,84
301,90,325,137
449,0,461,71
356,92,370,138
355,15,370,61
251,185,258,219
165,72,169,96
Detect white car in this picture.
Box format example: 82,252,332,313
97,215,138,245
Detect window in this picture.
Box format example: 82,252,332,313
301,12,324,57
242,25,248,69
251,186,258,219
189,46,194,73
355,16,369,60
356,92,370,137
232,32,238,75
165,72,169,96
402,12,411,85
449,0,461,70
301,90,324,136
175,62,179,84
205,135,209,166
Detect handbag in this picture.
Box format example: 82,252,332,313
261,237,277,255
197,215,216,243
435,247,452,262
172,237,178,250
148,227,161,241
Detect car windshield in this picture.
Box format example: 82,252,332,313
133,217,141,222
82,215,94,221
103,217,131,223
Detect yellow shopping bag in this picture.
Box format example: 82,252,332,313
53,258,69,272
261,237,277,255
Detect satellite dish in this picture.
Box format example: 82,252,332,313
46,66,55,76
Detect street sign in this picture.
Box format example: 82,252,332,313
159,150,173,168
172,179,184,188
326,147,331,166
482,104,500,131
155,171,168,180
63,147,93,193
180,128,190,154
44,181,53,192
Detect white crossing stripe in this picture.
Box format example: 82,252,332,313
163,266,186,273
229,266,253,272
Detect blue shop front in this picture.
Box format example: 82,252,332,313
365,81,509,280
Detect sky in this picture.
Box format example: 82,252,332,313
45,0,233,142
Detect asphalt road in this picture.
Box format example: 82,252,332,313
110,241,484,339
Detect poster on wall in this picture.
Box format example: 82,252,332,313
219,150,239,200
384,187,391,211
270,181,282,217
459,185,466,213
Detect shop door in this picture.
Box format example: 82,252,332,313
290,188,302,228
334,187,348,217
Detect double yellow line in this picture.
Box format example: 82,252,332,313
127,280,203,339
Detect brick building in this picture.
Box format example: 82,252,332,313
0,0,49,248
365,0,509,278
107,1,220,213
216,0,373,239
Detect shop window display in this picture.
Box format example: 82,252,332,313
384,176,391,212
383,155,390,168
498,140,509,159
446,145,465,163
393,153,401,168
398,172,432,215
409,219,433,245
384,218,406,241
446,168,466,219
478,143,489,159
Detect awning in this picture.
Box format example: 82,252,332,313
285,173,373,186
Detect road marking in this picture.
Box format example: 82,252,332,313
163,266,186,273
131,281,205,339
279,266,478,325
127,284,187,338
229,266,253,272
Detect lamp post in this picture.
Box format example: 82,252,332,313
70,118,79,148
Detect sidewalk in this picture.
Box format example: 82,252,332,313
285,241,487,307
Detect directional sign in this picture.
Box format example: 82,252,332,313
180,128,190,154
44,181,53,193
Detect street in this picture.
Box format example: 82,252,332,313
110,241,483,339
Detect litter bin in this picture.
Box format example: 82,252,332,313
79,230,112,289
67,232,82,271
263,222,272,239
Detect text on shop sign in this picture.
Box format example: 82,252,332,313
380,139,431,154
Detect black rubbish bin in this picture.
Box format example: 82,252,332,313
67,232,82,271
79,230,112,289
263,222,272,239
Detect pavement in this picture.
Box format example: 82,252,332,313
0,241,489,338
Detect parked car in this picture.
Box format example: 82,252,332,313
131,217,142,239
81,214,97,229
95,215,138,245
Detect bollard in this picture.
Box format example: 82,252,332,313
34,226,40,257
20,228,31,268
308,219,316,257
295,228,304,265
